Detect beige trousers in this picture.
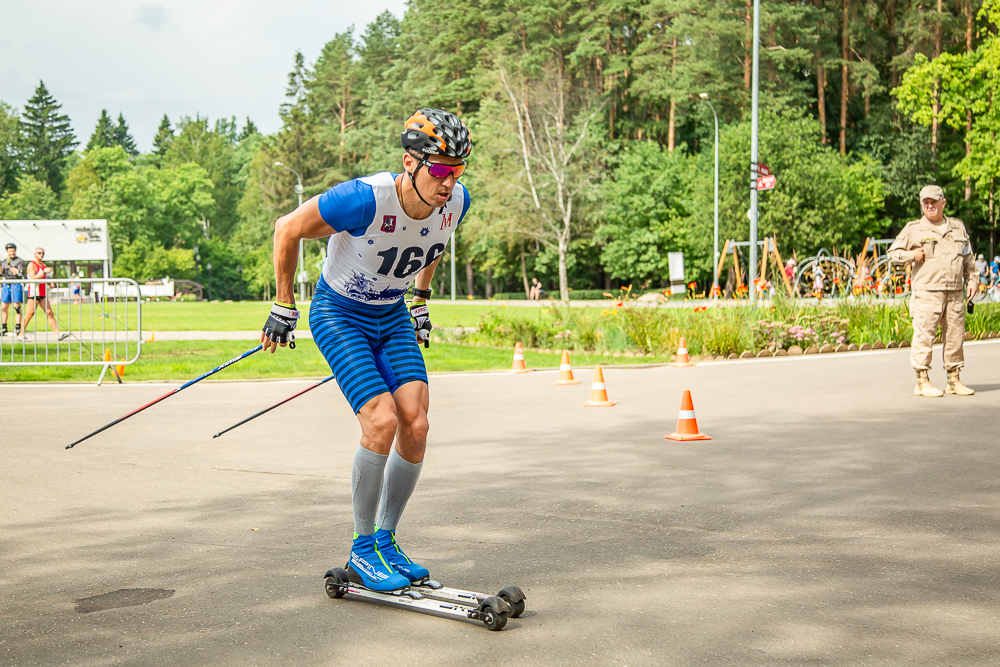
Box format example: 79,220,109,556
909,289,966,371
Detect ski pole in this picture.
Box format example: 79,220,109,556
66,344,264,450
213,374,335,438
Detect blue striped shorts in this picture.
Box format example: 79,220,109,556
309,276,428,414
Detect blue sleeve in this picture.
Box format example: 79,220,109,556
455,185,472,226
317,179,377,236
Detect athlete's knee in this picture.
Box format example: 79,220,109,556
363,399,399,440
400,408,428,443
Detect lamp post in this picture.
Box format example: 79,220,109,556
699,93,720,298
237,265,243,302
274,162,306,302
193,245,201,300
748,0,762,305
206,262,212,301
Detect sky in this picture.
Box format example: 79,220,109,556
0,0,408,152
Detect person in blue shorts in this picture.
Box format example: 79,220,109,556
261,109,472,591
1,243,26,336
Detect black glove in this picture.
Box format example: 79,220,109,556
409,301,431,348
262,302,299,349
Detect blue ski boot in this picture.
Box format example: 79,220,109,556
346,534,410,591
375,528,430,583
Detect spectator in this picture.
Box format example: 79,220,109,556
991,256,1000,287
975,254,987,283
529,277,543,300
1,242,25,336
20,247,69,342
70,272,83,305
784,258,796,283
811,263,826,298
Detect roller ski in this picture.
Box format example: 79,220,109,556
376,526,527,619
323,532,525,631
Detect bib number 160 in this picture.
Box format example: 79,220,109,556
375,244,446,279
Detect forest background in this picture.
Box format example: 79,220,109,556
1,0,999,302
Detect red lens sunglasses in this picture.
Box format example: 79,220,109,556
418,157,467,180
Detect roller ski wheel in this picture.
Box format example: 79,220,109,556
322,569,512,631
410,580,527,618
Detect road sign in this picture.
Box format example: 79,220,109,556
756,174,776,191
758,164,770,176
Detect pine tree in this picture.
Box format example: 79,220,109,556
113,113,138,156
19,81,77,192
237,117,259,142
0,101,20,198
152,114,173,158
86,110,116,151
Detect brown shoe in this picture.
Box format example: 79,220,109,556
914,370,944,397
946,369,975,396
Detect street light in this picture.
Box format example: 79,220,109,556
699,93,720,299
748,0,762,305
274,161,307,302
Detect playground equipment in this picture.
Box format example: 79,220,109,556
716,236,793,298
795,239,910,298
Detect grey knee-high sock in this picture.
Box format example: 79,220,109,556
352,446,388,536
377,448,423,532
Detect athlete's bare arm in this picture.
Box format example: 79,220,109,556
271,197,332,306
412,255,443,297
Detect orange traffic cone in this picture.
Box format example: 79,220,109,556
509,342,532,373
671,337,695,367
146,331,155,343
116,358,126,378
104,348,111,363
664,390,711,441
583,366,616,407
554,350,580,385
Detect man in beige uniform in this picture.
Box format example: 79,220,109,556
888,185,977,397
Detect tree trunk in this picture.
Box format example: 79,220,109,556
840,0,849,154
557,235,569,301
520,240,530,297
931,0,944,156
991,179,996,262
888,0,898,88
668,36,677,152
485,266,493,299
744,0,753,90
965,0,974,201
464,259,474,298
816,52,827,144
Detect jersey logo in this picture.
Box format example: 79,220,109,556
381,215,397,233
439,213,453,230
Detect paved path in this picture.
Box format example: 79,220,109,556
3,342,1000,666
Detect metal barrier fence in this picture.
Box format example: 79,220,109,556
0,278,142,384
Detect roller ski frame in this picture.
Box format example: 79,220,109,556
323,566,526,631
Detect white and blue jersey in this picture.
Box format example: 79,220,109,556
318,172,471,304
310,172,471,413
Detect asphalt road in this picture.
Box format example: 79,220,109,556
3,343,1000,666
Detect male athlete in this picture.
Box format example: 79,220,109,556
261,109,471,591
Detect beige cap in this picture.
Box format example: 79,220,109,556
919,184,944,201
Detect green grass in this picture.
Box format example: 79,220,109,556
20,299,503,333
0,339,671,382
139,300,499,331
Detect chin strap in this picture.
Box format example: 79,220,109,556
406,165,440,212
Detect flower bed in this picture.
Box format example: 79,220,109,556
457,299,1000,358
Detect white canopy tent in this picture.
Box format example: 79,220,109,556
0,220,112,278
